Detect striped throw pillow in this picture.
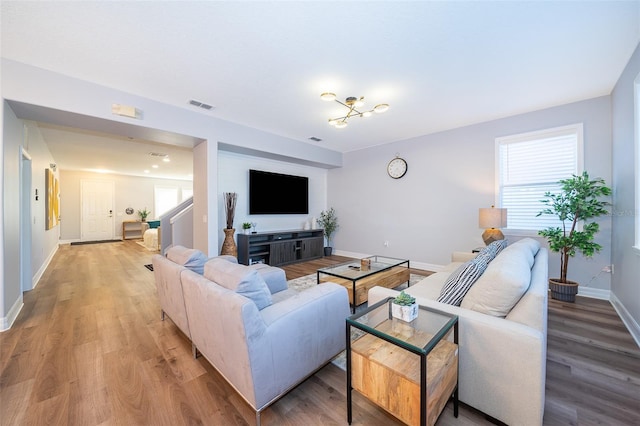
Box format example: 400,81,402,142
437,257,489,306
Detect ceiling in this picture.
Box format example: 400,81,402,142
2,1,640,177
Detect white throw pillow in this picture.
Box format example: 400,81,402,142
461,238,540,317
204,258,273,310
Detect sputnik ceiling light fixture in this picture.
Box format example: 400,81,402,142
320,92,389,129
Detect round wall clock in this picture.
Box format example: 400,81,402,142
125,207,134,215
387,157,408,179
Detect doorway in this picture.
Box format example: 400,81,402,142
20,148,32,292
80,179,115,241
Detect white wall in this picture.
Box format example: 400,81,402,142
23,122,60,282
611,42,640,343
329,96,613,291
59,170,192,241
217,150,327,249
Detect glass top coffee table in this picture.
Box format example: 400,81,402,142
346,297,459,426
316,255,410,313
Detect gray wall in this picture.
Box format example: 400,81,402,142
329,96,613,294
611,42,640,341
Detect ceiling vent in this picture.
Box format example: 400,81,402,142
309,136,322,142
189,99,215,110
149,152,168,158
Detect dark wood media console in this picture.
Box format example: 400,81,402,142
237,229,324,266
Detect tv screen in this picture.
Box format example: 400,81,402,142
249,169,309,214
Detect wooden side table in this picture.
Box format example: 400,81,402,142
122,220,144,240
346,297,459,426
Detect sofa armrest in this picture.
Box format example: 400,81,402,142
451,251,477,263
250,283,350,408
368,286,546,426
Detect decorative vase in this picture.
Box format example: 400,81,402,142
221,228,237,257
392,303,419,322
549,279,579,302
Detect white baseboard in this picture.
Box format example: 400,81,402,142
59,238,79,245
332,250,444,273
32,243,59,290
610,292,640,348
0,294,24,332
577,286,610,300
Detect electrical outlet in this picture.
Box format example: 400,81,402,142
602,265,613,273
384,241,389,247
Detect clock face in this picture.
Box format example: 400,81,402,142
387,157,408,179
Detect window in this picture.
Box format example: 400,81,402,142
496,124,583,233
154,185,193,219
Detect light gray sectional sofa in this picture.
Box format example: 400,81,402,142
369,238,549,426
152,246,350,425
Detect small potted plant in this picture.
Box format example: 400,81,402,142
318,207,339,256
242,222,252,234
137,207,150,222
537,171,611,302
391,291,418,322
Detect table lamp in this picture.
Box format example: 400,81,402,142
479,206,507,245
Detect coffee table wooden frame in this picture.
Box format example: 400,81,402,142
316,255,410,314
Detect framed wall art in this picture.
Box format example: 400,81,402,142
45,168,60,230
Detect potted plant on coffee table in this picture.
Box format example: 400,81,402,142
391,291,418,322
537,171,611,302
318,207,338,256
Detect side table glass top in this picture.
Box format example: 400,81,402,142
317,255,408,280
347,297,458,354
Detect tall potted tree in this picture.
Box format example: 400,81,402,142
537,171,611,302
318,207,338,256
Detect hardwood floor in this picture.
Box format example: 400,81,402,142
1,242,638,425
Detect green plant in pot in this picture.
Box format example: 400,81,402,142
318,207,338,256
242,222,252,234
392,291,418,322
137,207,150,222
537,171,611,302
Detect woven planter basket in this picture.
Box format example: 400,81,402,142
549,279,579,303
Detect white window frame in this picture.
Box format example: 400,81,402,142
634,74,640,255
495,123,584,236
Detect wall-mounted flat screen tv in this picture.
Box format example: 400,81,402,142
249,169,309,214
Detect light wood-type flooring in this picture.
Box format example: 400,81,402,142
1,241,639,425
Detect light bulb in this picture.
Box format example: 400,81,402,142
320,92,336,102
335,121,348,129
362,111,372,118
374,104,389,113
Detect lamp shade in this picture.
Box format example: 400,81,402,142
478,207,507,229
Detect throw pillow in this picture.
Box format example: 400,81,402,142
437,257,489,306
476,239,508,264
166,245,208,275
204,258,273,310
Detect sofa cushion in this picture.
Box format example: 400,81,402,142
204,258,273,310
461,238,540,317
437,257,489,306
166,245,208,274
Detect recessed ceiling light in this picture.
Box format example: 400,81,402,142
144,170,150,173
152,164,159,169
162,157,170,162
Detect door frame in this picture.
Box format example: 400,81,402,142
20,147,32,292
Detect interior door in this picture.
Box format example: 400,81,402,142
81,179,114,241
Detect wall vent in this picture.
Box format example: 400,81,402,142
189,99,215,110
